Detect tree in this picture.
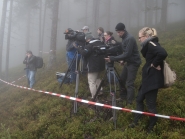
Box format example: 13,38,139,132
47,0,60,68
5,0,14,79
160,0,168,31
0,0,8,78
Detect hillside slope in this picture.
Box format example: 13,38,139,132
0,28,185,139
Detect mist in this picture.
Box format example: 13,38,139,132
0,0,185,79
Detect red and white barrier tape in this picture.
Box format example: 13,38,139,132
0,78,185,122
39,50,54,54
11,75,26,84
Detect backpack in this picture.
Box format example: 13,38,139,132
56,72,71,84
35,56,44,68
163,61,176,87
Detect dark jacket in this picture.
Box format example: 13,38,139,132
66,33,76,51
109,31,141,66
104,36,116,46
140,37,168,94
77,39,105,73
23,55,37,71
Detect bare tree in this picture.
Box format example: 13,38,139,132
160,0,168,31
0,0,8,77
5,0,14,79
93,0,100,35
47,0,60,68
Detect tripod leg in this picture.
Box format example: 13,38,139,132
74,71,79,113
92,71,107,101
60,52,77,88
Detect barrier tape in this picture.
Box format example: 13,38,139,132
11,75,26,84
39,50,54,54
0,78,185,122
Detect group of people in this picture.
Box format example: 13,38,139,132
65,23,168,133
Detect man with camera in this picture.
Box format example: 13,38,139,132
76,34,105,99
64,28,80,83
23,51,37,88
105,23,141,106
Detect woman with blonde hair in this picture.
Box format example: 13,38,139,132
129,27,168,133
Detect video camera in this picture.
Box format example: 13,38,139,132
93,43,123,57
64,28,85,43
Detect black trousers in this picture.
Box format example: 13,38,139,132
119,63,139,104
134,88,158,128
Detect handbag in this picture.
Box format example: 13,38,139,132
163,61,176,87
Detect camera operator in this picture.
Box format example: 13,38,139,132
65,28,80,83
105,23,141,106
76,34,105,99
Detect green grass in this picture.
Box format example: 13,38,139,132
0,27,185,139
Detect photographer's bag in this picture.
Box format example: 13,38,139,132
163,61,176,87
35,56,44,68
56,72,71,84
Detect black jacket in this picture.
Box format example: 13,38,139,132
23,55,37,71
77,40,105,73
140,37,168,94
109,31,141,66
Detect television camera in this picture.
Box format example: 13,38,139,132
64,28,85,44
93,43,123,57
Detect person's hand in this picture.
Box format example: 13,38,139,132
104,56,111,62
111,40,116,44
119,60,124,66
73,42,78,48
151,63,161,70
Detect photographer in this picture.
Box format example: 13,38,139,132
76,34,105,99
105,23,141,106
65,28,80,83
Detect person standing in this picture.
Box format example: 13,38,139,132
129,27,167,133
23,51,37,88
105,23,141,106
77,34,105,99
97,27,104,42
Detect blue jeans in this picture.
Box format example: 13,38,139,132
66,52,80,83
26,70,36,88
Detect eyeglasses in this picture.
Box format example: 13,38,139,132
138,36,144,39
104,34,108,36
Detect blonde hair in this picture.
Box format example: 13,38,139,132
139,27,157,37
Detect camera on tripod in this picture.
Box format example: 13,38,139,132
93,43,123,57
64,28,86,45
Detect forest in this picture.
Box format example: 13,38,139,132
0,0,185,138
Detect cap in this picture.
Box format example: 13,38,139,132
85,33,93,41
82,26,89,30
115,23,125,31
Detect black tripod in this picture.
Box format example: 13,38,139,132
60,51,81,114
92,62,123,129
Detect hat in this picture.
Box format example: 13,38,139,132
85,33,93,41
82,26,89,30
115,23,125,31
27,50,32,54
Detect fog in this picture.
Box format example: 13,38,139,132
0,0,185,79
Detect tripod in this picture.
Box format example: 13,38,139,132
92,62,123,129
60,51,81,114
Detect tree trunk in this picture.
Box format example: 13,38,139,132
41,0,47,57
144,0,148,26
160,0,168,31
26,10,31,51
47,0,60,68
0,0,8,78
93,0,99,35
107,0,111,30
38,0,42,57
5,0,13,80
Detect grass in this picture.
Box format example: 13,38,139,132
0,27,185,139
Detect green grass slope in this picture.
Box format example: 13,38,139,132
0,28,185,139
